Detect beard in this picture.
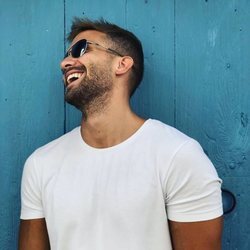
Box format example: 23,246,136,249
65,63,113,119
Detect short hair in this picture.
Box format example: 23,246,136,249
68,17,144,96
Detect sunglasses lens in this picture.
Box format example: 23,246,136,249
65,39,87,58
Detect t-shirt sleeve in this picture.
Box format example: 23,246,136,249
164,139,223,222
20,153,44,219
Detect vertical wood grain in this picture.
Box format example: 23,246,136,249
0,1,64,249
175,1,250,249
127,0,175,126
222,177,250,249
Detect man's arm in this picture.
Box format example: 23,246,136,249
19,218,50,250
168,216,223,250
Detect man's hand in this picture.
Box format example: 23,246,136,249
19,218,50,250
169,216,223,250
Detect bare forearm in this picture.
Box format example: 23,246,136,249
169,216,223,250
19,219,50,250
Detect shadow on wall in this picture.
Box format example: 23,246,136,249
222,189,236,215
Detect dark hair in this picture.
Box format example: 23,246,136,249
68,17,144,96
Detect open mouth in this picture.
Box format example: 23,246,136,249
67,72,84,85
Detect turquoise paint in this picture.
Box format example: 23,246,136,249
1,0,249,249
0,1,65,249
175,1,250,248
128,0,175,126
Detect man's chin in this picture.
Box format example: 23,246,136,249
66,80,81,91
65,89,78,105
65,96,83,112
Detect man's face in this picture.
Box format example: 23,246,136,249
60,30,115,116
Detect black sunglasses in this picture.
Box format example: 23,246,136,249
64,39,123,59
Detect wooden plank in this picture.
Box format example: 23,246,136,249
175,1,250,177
175,2,250,249
222,177,250,249
127,0,175,126
0,1,64,249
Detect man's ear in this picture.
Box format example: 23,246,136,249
115,56,134,76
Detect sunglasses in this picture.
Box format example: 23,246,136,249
64,39,123,59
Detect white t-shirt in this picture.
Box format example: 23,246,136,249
21,119,223,250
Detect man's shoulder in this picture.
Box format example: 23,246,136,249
146,119,192,145
31,126,80,159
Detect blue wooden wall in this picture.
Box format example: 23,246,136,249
0,1,249,249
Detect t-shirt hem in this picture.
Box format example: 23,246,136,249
20,211,45,220
168,209,223,222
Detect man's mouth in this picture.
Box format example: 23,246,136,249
67,72,84,84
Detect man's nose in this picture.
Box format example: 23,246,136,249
60,57,78,71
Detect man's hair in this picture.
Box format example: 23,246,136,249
68,17,144,96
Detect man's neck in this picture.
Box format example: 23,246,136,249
80,105,145,149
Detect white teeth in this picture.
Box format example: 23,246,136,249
67,73,83,83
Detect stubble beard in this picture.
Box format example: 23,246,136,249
65,63,113,119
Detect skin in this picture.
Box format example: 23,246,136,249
169,217,223,250
19,218,50,250
19,30,223,249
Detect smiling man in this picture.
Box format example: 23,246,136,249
19,18,223,250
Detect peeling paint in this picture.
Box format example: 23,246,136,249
240,112,248,127
208,28,218,47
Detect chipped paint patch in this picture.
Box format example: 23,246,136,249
208,28,218,47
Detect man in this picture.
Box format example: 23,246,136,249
19,18,223,250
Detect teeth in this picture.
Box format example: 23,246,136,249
67,73,83,83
